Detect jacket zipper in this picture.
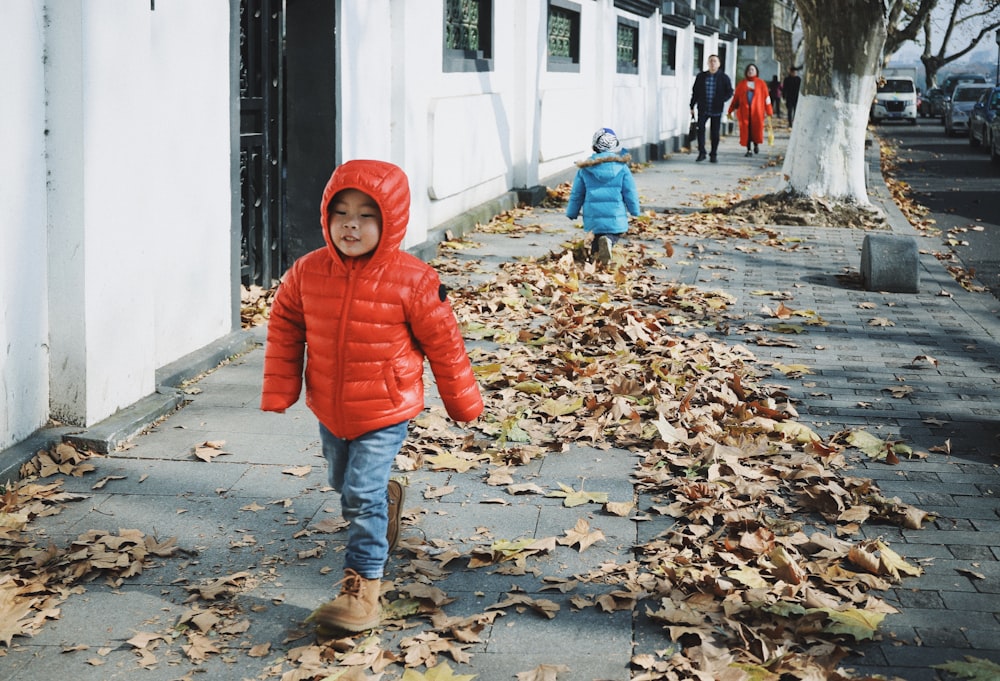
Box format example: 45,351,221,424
334,258,357,434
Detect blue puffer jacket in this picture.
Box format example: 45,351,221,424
565,152,641,234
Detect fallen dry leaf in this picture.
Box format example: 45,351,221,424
556,518,605,552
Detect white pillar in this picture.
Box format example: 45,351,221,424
46,0,156,426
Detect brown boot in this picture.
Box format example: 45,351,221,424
312,569,382,633
386,478,405,553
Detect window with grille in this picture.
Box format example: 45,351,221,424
616,18,639,74
661,29,676,75
443,0,493,72
548,0,581,72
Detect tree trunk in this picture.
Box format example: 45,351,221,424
782,0,888,205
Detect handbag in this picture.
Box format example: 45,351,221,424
688,118,698,148
767,118,775,146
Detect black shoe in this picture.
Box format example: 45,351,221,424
709,155,718,163
753,143,759,154
696,153,707,162
745,149,752,157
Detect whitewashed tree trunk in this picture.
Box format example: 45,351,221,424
781,1,888,205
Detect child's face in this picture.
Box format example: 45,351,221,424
328,188,382,258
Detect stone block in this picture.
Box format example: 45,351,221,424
861,233,919,293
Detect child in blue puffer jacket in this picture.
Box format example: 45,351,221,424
565,128,641,266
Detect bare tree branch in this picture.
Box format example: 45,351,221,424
885,0,938,56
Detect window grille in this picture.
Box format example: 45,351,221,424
617,19,639,74
661,29,676,75
444,0,493,72
548,0,581,72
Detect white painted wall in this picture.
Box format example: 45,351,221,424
149,2,233,366
1,1,49,450
4,0,234,440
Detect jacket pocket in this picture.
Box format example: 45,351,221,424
382,362,403,407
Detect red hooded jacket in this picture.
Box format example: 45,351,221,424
260,159,483,439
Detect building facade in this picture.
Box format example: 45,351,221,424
0,0,738,463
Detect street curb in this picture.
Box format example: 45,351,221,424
865,133,918,237
0,329,258,483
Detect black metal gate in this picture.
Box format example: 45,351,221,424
239,0,283,287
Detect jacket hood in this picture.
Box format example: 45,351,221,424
576,151,632,169
320,159,410,268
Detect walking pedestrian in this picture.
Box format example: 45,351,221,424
260,159,483,634
689,54,735,163
728,63,773,157
782,66,801,126
768,75,783,118
565,128,641,266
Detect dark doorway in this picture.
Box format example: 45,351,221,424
239,0,283,287
283,0,338,264
239,0,336,286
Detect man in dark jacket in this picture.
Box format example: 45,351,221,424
782,66,801,126
689,54,734,163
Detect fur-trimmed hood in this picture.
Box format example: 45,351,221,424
576,152,632,168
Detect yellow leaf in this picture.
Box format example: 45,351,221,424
772,421,820,444
725,565,769,589
514,381,549,396
819,607,884,640
426,451,481,473
537,396,584,417
402,661,477,681
772,363,813,376
846,430,889,458
875,539,922,579
546,482,608,508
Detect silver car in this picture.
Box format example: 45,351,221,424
944,84,991,136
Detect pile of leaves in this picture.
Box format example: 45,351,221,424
1,444,181,647
242,283,277,328
718,193,888,230
421,209,932,680
877,139,936,237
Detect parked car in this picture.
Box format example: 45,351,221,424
944,83,991,136
990,114,1000,163
919,87,946,117
969,87,1000,149
941,72,988,99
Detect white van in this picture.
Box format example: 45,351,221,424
871,75,918,125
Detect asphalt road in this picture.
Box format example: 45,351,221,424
874,116,1000,302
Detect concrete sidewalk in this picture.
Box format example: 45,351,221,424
4,125,1000,681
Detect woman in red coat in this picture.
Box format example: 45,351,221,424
728,63,773,157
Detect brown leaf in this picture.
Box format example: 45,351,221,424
556,518,606,552
282,465,311,477
516,664,572,681
248,642,271,657
487,593,560,619
192,440,229,462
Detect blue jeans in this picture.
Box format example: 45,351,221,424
319,420,409,579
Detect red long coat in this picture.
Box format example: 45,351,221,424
261,159,483,439
728,77,773,146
